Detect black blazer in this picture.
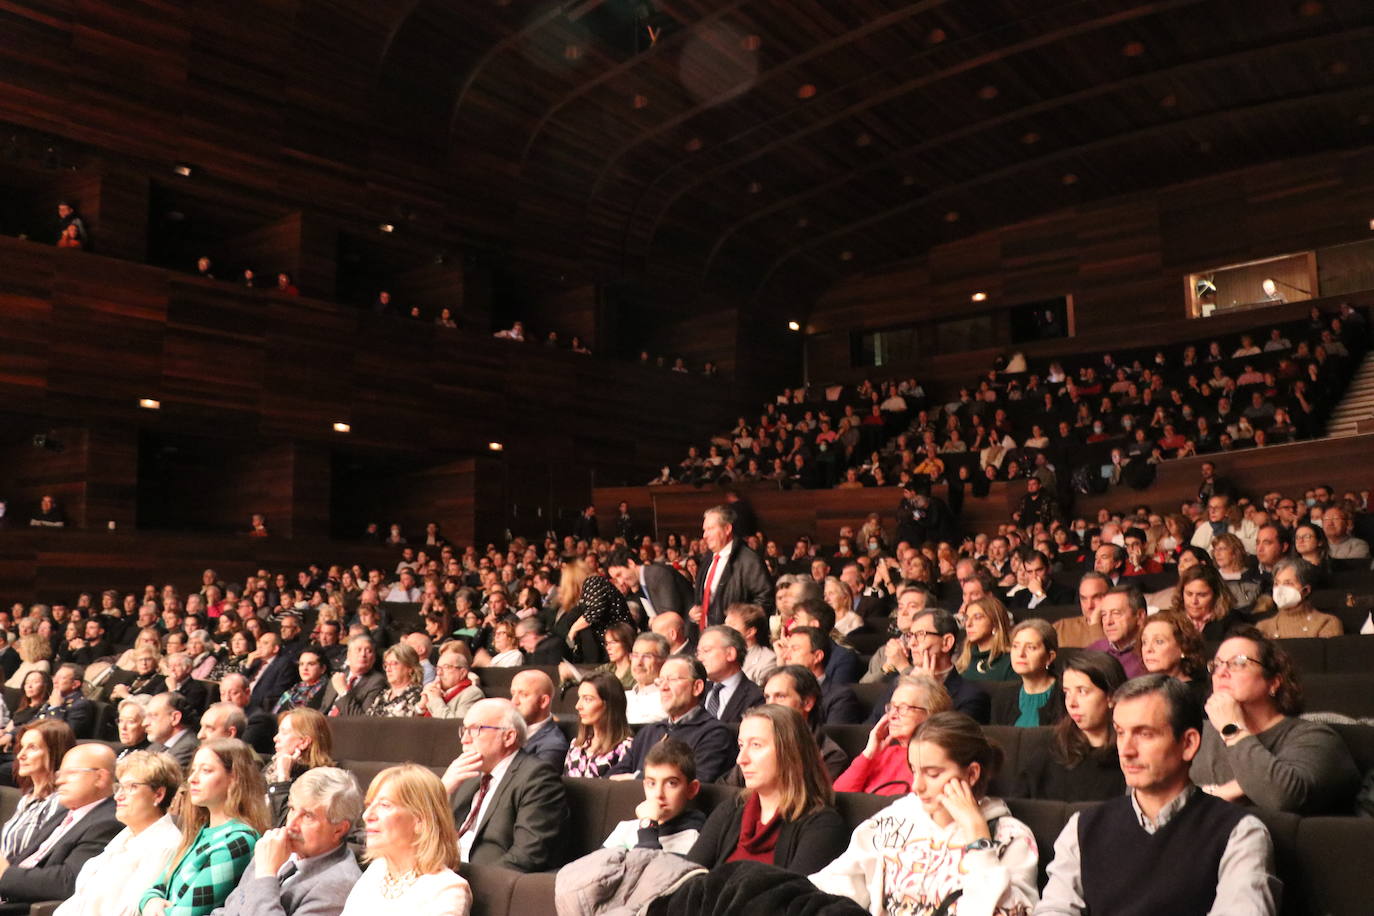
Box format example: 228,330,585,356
318,670,386,717
819,678,864,725
641,563,694,615
450,750,567,872
694,541,775,626
0,796,122,903
248,655,299,710
687,797,848,874
714,675,765,725
989,680,1064,727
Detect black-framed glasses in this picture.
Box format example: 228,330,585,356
461,725,510,739
1207,654,1262,675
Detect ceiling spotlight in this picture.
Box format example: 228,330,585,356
970,292,988,302
632,94,649,109
172,163,193,178
1122,41,1146,57
839,250,854,261
488,441,504,452
378,223,395,233
797,84,817,100
740,34,761,51
787,321,801,331
928,28,947,44
138,398,161,410
332,422,351,433
1062,173,1079,185
944,210,960,223
977,85,999,101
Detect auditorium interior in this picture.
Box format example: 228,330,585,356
2,0,1374,914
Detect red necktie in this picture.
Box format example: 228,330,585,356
459,774,492,836
701,553,722,621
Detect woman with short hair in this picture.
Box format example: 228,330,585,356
811,712,1039,915
364,644,426,717
835,675,951,795
138,739,269,916
57,750,182,916
687,705,847,874
476,621,522,668
1255,557,1343,639
563,672,633,778
340,763,470,916
1194,627,1360,814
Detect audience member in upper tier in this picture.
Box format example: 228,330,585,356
812,712,1039,915
688,705,847,874
343,764,469,916
1193,627,1359,814
1013,652,1128,803
834,674,950,795
444,698,566,872
1037,675,1280,916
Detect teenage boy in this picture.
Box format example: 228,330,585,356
602,740,705,855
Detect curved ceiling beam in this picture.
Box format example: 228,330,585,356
520,0,753,162
445,1,572,148
585,0,959,201
633,0,1207,257
699,24,1373,280
748,83,1374,301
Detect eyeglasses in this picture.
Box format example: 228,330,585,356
653,675,694,686
460,725,510,739
113,780,148,794
903,630,940,642
1207,654,1263,675
884,703,928,718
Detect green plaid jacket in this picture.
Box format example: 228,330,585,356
138,820,259,916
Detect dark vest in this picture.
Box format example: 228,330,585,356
1080,790,1245,916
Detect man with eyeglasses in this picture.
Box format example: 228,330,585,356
608,655,735,783
696,626,763,724
445,698,567,871
1322,504,1369,559
861,583,932,683
422,646,485,719
0,743,121,904
862,608,990,725
626,633,669,724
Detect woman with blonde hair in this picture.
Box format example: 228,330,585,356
57,750,182,916
1208,531,1261,609
138,739,269,916
687,705,846,873
364,644,426,717
823,577,864,635
115,628,165,672
265,708,336,825
6,633,52,689
475,621,521,667
954,596,1015,682
340,763,470,916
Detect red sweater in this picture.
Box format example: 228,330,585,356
833,742,912,795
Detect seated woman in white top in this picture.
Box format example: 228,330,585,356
56,750,182,916
341,763,471,916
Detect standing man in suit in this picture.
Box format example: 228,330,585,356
696,626,764,724
445,698,567,872
144,692,199,768
607,549,694,621
248,634,298,711
318,635,386,716
692,504,774,628
0,743,122,905
507,670,568,770
214,767,363,916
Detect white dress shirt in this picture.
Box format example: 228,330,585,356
55,815,180,916
458,751,516,863
626,683,665,725
703,541,734,606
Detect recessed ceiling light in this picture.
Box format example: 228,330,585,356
797,84,817,100
488,441,504,452
855,133,872,147
1062,173,1079,185
928,28,947,44
1299,1,1325,17
564,45,582,61
171,164,193,178
740,34,761,51
378,223,395,233
977,85,999,101
1122,41,1146,57
332,422,351,433
944,210,960,222
839,250,854,261
684,137,702,152
632,94,649,109
971,292,988,302
787,321,801,331
138,398,161,410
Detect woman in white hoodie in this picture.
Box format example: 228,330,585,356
809,712,1039,916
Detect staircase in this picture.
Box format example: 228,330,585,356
1325,352,1374,437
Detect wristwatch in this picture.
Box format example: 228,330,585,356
963,838,994,853
1220,722,1243,738
639,818,657,829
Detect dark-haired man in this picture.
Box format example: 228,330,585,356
861,608,989,725
608,655,735,783
1036,675,1279,915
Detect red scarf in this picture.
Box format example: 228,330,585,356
726,793,783,864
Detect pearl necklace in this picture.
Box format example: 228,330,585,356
380,866,419,899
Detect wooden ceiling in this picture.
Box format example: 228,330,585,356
4,0,1374,313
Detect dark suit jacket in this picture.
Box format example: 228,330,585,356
865,668,991,725
241,706,277,756
318,670,386,717
713,674,765,725
641,563,694,615
150,729,199,768
522,636,564,667
819,678,864,725
1006,583,1074,611
523,718,570,771
213,838,361,916
35,692,95,739
450,749,567,871
174,678,211,714
824,644,860,687
248,655,299,710
0,796,122,902
694,541,775,626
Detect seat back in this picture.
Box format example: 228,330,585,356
1303,673,1374,718
474,665,558,699
1006,797,1073,891
982,725,1026,797
329,716,458,766
1294,816,1374,916
1323,634,1374,674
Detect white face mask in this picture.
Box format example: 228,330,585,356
1272,584,1303,610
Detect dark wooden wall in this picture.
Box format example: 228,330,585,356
807,146,1374,384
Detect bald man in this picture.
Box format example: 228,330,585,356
0,743,121,903
507,669,568,770
650,611,694,656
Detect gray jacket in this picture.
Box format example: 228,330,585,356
212,842,361,916
555,846,706,916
